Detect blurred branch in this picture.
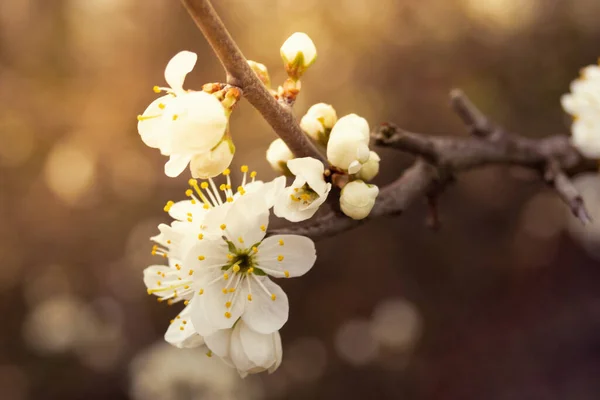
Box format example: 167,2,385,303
276,91,596,240
179,0,325,162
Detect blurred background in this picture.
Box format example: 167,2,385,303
2,0,600,399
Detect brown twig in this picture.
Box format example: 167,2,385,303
275,92,595,240
179,0,325,162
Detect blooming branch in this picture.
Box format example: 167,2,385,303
274,91,596,240
179,0,325,163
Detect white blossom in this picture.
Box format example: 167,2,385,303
561,63,600,158
204,320,282,378
356,151,380,181
280,32,317,79
137,51,229,177
340,180,379,220
143,168,283,343
300,103,337,143
274,157,331,222
327,114,371,174
266,138,294,173
143,167,317,376
190,139,235,179
188,191,316,336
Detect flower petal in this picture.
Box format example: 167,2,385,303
239,321,277,368
256,235,316,278
229,322,255,377
189,289,220,336
138,95,173,152
204,327,232,358
222,193,269,245
164,51,197,93
167,92,227,154
201,276,244,331
164,304,204,348
143,265,172,294
164,154,192,178
268,331,283,374
242,277,289,334
287,157,327,195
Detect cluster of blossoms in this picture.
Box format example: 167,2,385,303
562,62,600,159
137,32,381,377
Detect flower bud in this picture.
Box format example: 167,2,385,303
340,180,379,220
266,138,294,174
280,32,317,80
327,114,371,172
190,139,235,179
356,151,380,181
300,103,337,144
247,60,271,88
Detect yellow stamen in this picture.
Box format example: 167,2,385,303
232,264,240,273
198,255,205,261
223,273,229,280
198,233,204,240
224,312,232,318
163,201,174,212
188,270,194,276
225,301,232,308
222,288,228,294
172,114,178,121
271,294,277,301
198,289,204,295
279,239,284,246
248,267,254,274
260,225,266,232
241,165,249,172
252,246,258,254
247,294,253,301
223,168,231,176
277,255,284,262
220,224,227,230
284,270,290,278
153,85,161,93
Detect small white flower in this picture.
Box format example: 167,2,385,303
266,138,294,173
143,167,287,343
327,114,371,174
356,151,380,181
562,63,600,158
340,180,379,220
280,32,317,79
188,192,316,336
300,103,337,143
137,51,229,177
190,139,235,179
274,157,331,222
204,320,282,378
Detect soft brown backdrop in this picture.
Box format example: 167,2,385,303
2,0,600,399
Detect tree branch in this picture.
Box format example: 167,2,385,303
179,1,595,240
179,0,325,162
276,92,595,240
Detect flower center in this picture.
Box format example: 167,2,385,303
290,183,318,205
